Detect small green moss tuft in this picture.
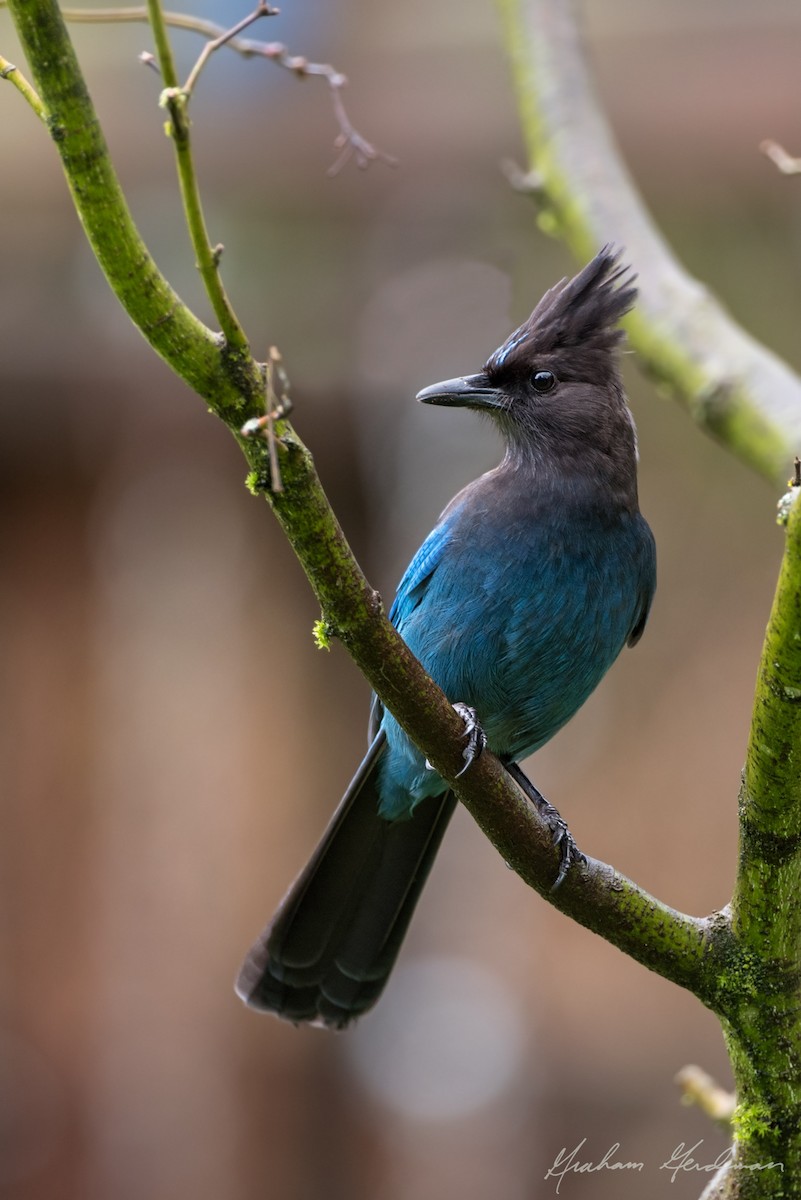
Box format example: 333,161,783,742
245,470,260,496
313,619,334,650
733,1102,773,1142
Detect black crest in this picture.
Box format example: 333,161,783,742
486,246,636,374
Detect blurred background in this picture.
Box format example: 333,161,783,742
2,1,801,1197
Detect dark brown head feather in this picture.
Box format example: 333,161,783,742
486,246,636,376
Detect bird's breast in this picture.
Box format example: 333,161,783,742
397,502,651,763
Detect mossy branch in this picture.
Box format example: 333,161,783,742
497,0,801,487
737,492,801,957
704,491,801,1188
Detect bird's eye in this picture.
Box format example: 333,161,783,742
530,370,557,394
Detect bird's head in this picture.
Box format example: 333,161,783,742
417,247,639,496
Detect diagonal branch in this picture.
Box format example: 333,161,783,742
498,0,801,487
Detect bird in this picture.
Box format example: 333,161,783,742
236,246,656,1029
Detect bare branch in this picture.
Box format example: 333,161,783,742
57,4,396,174
181,1,277,96
328,85,397,175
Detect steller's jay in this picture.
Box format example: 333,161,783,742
236,247,656,1028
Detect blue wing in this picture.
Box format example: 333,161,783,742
368,521,451,744
388,523,452,629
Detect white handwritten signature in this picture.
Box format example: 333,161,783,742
544,1140,643,1194
661,1141,783,1184
544,1139,783,1192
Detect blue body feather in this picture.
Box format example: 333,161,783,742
378,465,655,818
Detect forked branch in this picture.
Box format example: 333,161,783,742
53,2,396,174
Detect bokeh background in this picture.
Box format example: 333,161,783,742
2,1,801,1197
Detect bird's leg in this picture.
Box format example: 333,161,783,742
424,703,487,776
504,762,586,890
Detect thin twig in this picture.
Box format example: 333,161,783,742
182,1,277,96
327,86,396,175
146,0,251,352
241,346,293,492
55,4,396,174
0,53,46,120
145,0,178,88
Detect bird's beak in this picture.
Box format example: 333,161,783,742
416,373,505,411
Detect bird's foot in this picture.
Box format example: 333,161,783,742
424,702,487,776
535,797,586,890
504,762,586,890
453,702,487,776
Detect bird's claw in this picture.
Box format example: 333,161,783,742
534,797,586,890
424,702,486,775
504,762,586,890
453,702,487,777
